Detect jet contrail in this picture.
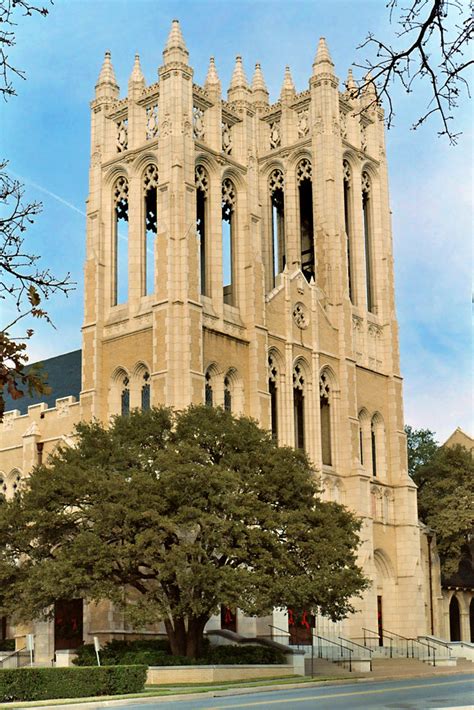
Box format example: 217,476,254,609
9,171,86,217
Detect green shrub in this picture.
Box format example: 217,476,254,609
0,639,15,652
73,638,172,667
205,645,286,665
72,638,285,668
0,665,146,702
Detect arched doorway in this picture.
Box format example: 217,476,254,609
373,549,396,643
470,597,474,643
449,595,461,642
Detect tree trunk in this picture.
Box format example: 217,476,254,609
186,615,209,658
164,616,186,656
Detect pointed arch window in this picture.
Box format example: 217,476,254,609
121,376,130,416
371,419,377,476
205,370,213,407
143,165,158,296
362,171,374,313
141,371,151,410
269,169,285,284
268,352,279,440
293,362,305,450
320,371,332,466
343,160,354,302
113,177,129,305
222,179,236,305
297,159,314,282
224,375,232,412
196,166,209,296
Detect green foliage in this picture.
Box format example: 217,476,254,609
73,639,284,667
0,665,146,702
414,444,474,578
204,645,286,665
0,639,14,651
0,405,368,657
405,425,438,477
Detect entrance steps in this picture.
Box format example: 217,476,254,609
370,657,470,679
304,657,358,677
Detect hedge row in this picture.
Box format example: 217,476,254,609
0,665,147,702
73,639,286,667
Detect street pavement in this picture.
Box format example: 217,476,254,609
117,674,474,709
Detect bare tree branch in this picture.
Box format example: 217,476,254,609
352,0,473,143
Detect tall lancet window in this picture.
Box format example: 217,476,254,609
371,419,377,477
269,169,285,284
222,178,236,305
143,165,158,296
121,376,130,416
224,376,232,412
195,166,209,296
141,371,151,411
297,159,314,282
268,353,279,441
320,371,332,466
293,362,305,450
362,171,374,313
205,370,213,407
113,176,129,305
343,160,354,303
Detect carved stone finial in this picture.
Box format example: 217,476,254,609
280,65,296,99
163,19,189,65
95,50,119,99
129,54,145,87
205,56,221,91
230,55,249,91
313,37,335,75
251,62,268,96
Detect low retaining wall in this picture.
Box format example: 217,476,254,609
147,664,297,685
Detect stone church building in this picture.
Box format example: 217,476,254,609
1,21,439,661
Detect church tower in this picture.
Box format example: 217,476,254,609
80,21,425,638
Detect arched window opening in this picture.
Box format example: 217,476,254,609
359,425,364,465
269,170,285,284
224,375,232,412
320,372,332,466
11,471,21,497
113,177,129,305
371,419,377,476
362,171,374,313
268,353,278,440
205,370,213,407
343,160,354,302
449,596,461,642
143,165,158,296
297,159,314,282
141,371,151,411
222,179,236,305
470,598,474,643
196,166,209,296
121,376,130,416
293,363,305,450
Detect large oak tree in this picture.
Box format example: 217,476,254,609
0,405,368,657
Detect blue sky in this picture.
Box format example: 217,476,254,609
2,0,472,441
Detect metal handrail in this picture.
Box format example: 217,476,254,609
339,636,374,654
315,633,353,672
0,646,26,668
419,635,452,649
268,624,290,637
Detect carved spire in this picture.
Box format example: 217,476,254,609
280,65,296,100
163,19,189,65
128,54,145,88
251,63,268,93
362,71,378,101
345,68,357,92
205,56,221,92
312,37,335,74
230,55,249,90
95,50,119,99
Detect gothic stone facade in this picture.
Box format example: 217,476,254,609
1,21,431,661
